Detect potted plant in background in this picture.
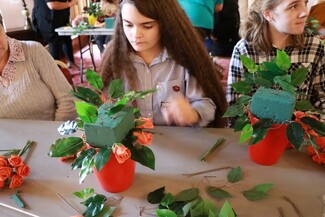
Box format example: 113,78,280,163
84,2,103,26
223,50,325,166
48,70,156,192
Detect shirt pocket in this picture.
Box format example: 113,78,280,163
156,79,185,109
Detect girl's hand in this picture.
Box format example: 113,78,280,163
162,95,200,126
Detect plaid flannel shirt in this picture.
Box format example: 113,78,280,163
227,33,325,119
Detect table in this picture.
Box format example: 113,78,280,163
0,119,324,217
55,27,114,83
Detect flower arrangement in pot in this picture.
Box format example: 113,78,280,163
84,2,104,26
48,70,156,192
223,50,325,165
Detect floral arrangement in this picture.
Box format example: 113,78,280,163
0,141,33,189
223,50,325,164
48,70,156,183
84,3,103,17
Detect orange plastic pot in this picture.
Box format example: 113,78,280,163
94,153,135,193
248,112,289,166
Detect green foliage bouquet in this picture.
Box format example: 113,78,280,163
48,70,156,183
223,50,325,155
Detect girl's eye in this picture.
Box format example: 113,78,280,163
124,23,133,27
143,25,153,29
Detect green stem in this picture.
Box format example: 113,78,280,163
200,137,225,162
18,140,35,156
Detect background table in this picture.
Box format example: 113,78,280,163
55,27,114,83
0,119,324,217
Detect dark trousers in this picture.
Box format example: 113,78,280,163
48,34,74,63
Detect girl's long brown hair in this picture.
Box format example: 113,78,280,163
100,0,227,127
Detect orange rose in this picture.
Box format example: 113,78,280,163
134,131,153,145
9,174,24,189
316,137,325,149
312,153,325,165
0,167,13,181
16,163,30,178
112,144,131,164
306,145,317,156
0,179,4,189
8,155,23,167
136,117,154,129
0,156,7,167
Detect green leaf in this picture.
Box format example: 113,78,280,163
239,124,253,143
75,101,98,123
73,188,95,199
234,115,250,132
94,148,111,172
254,77,273,88
206,186,232,199
73,86,102,106
85,69,103,90
242,183,273,201
72,148,94,170
161,193,175,207
107,104,125,116
286,122,304,150
95,206,116,217
274,76,296,95
295,100,315,111
222,104,245,118
79,150,96,184
259,61,286,80
248,128,268,146
301,117,325,136
240,55,257,73
236,95,252,105
275,50,291,70
290,67,308,86
227,167,243,183
82,194,106,217
109,79,124,99
230,81,252,94
219,201,235,217
190,200,217,217
129,144,155,170
156,209,177,217
147,186,165,204
174,188,199,202
48,137,84,157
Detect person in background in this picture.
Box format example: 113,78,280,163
0,23,76,121
208,0,240,57
178,0,223,41
100,0,227,127
94,0,118,54
32,0,78,68
227,0,325,126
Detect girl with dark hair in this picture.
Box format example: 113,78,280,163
100,0,227,127
227,0,325,119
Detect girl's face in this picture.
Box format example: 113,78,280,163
0,25,9,65
121,3,162,61
266,0,309,36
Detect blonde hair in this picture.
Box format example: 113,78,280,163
241,0,305,52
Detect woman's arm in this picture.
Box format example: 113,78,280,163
46,0,78,10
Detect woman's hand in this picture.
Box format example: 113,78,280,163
162,94,200,126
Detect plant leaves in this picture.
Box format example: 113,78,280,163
190,200,217,217
147,186,166,204
286,122,304,150
275,50,291,70
174,188,199,202
222,104,245,118
109,79,124,99
219,200,235,217
156,209,177,217
129,144,155,170
73,188,95,199
240,55,257,73
85,69,103,90
295,99,315,111
234,114,250,132
230,81,252,94
301,117,325,136
48,137,83,157
242,183,273,201
94,148,111,172
95,206,116,217
82,194,106,217
161,193,175,207
274,76,295,95
254,77,273,88
75,101,98,123
206,186,233,199
239,124,253,143
79,150,96,183
248,128,268,146
290,67,308,86
227,167,243,183
73,86,102,106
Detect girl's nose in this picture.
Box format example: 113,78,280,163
133,27,143,38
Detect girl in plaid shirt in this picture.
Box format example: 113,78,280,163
227,0,325,126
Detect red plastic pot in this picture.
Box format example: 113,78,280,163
248,112,289,166
94,153,136,193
